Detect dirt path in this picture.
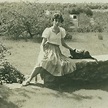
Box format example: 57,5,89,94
0,83,108,108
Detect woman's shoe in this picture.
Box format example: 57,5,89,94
22,80,30,86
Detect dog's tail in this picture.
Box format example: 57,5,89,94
89,56,98,64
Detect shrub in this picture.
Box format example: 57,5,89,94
0,2,51,40
0,43,25,84
64,32,72,40
84,7,93,17
0,2,108,40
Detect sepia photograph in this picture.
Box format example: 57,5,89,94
0,0,108,108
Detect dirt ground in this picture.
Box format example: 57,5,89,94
0,32,108,108
1,82,108,108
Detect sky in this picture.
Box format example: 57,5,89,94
0,0,108,3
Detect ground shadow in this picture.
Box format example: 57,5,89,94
38,63,108,93
25,78,108,93
0,98,19,108
0,85,19,108
51,79,108,93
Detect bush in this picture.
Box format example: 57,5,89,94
68,7,93,17
64,32,72,40
0,43,25,84
0,2,108,40
0,2,51,40
84,7,93,17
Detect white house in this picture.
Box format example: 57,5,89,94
69,14,79,28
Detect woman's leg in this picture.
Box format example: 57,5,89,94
22,67,42,86
28,67,42,81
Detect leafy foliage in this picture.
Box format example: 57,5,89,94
0,43,25,84
0,2,108,40
69,7,93,17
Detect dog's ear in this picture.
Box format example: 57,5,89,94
69,49,76,59
69,56,73,59
83,51,91,58
69,49,76,54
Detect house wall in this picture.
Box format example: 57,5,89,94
69,14,79,28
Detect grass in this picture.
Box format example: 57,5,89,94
1,32,108,108
1,32,108,75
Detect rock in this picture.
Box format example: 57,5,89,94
40,55,108,86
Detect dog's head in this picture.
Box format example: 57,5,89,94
69,49,84,59
69,49,92,59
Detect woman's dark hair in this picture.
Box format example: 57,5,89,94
52,13,64,23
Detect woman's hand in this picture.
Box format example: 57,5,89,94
43,42,49,50
69,47,75,51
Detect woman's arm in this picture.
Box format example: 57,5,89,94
41,38,47,46
61,38,74,51
40,38,48,51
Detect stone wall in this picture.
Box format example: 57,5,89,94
40,55,108,86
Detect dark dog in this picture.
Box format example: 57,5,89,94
69,49,98,63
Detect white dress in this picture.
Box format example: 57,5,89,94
35,26,76,76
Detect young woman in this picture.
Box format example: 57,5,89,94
22,13,76,86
